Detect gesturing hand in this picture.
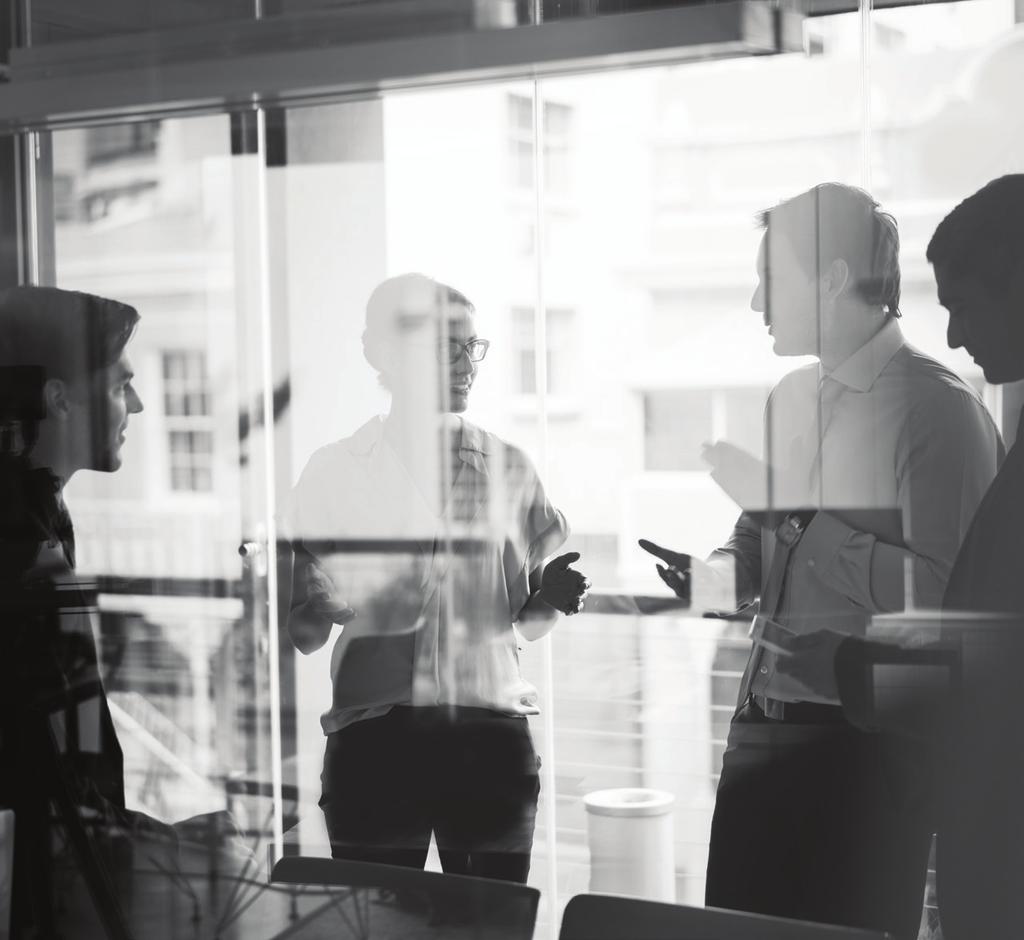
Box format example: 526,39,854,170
540,552,591,616
304,563,356,625
638,539,693,602
701,440,772,511
702,440,812,513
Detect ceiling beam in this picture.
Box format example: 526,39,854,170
0,2,803,131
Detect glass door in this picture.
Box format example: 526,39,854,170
40,111,294,934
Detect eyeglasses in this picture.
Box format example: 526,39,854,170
445,339,490,364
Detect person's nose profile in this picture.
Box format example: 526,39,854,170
750,282,765,313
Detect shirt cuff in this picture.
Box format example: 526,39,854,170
527,509,569,571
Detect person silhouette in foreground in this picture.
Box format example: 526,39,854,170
833,174,1024,939
0,285,151,938
282,274,588,883
0,286,251,939
639,184,1002,938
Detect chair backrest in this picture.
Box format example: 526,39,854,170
558,895,892,940
272,856,539,939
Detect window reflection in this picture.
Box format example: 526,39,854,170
38,116,283,935
512,307,575,396
163,351,215,493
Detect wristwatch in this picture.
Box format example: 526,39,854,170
775,510,817,546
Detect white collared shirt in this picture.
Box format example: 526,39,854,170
285,416,568,733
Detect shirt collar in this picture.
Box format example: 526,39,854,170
823,318,905,392
458,420,490,461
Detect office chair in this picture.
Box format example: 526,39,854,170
558,894,892,940
272,856,539,939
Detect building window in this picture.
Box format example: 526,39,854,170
543,101,573,196
512,307,574,396
507,94,573,195
53,173,76,222
162,351,214,493
508,94,535,190
644,387,768,471
85,121,160,166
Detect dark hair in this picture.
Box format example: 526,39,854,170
758,183,902,319
927,175,1024,286
0,286,139,384
0,288,138,458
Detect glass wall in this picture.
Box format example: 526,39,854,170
27,0,1024,936
43,114,302,934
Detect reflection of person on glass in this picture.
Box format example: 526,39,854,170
283,273,588,883
0,286,151,938
1,287,252,939
638,185,1002,938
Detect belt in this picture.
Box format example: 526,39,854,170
751,694,846,724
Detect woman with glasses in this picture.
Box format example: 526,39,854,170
282,273,588,883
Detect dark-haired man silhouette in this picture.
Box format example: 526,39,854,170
838,175,1024,939
0,286,181,939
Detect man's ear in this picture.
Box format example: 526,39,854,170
822,259,851,299
43,377,72,419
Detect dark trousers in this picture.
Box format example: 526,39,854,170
320,706,540,884
705,698,933,939
934,696,1024,939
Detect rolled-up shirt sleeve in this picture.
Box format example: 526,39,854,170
799,388,1003,612
505,450,569,620
523,480,569,576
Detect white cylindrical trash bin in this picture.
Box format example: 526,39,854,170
584,788,676,902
